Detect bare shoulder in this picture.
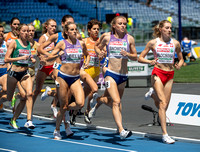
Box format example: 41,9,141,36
38,35,46,44
50,33,59,40
4,33,8,39
172,39,180,46
148,39,157,47
79,39,86,46
127,34,135,42
102,32,110,38
101,32,110,42
8,39,16,49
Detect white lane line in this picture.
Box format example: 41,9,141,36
0,128,137,152
0,148,17,152
3,108,200,143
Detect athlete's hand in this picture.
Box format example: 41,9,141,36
22,55,30,60
39,56,47,66
175,63,181,70
83,63,89,69
150,58,158,65
120,49,129,57
58,51,64,57
31,58,36,64
98,51,105,60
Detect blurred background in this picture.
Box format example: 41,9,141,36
0,0,200,45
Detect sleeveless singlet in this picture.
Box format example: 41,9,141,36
153,38,175,64
11,40,31,67
0,41,7,65
85,37,99,67
55,32,64,46
5,32,17,44
107,34,130,59
60,39,83,64
43,34,54,51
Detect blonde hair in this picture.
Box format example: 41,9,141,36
42,19,56,34
111,16,127,34
153,20,171,38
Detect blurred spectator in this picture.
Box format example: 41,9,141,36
80,28,85,38
167,13,174,24
33,18,41,31
127,17,133,32
181,37,198,64
146,0,153,7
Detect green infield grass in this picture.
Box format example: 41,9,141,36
174,59,200,83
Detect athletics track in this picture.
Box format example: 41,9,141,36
0,111,200,152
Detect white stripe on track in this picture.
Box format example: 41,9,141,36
3,108,200,143
0,128,136,152
0,148,17,152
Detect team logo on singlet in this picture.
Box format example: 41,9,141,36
109,41,127,58
156,43,175,63
17,49,31,64
0,47,7,64
62,48,82,63
45,42,54,51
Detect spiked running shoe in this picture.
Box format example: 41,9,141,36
41,86,51,101
145,87,154,100
53,130,62,140
88,106,96,119
90,93,98,108
84,112,91,124
11,92,17,108
65,127,74,137
24,120,35,129
51,105,58,118
120,129,132,140
162,134,175,144
9,119,19,129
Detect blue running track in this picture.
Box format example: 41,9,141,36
0,111,199,152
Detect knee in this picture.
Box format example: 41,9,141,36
91,85,98,93
112,100,121,107
26,92,33,98
80,72,86,80
60,107,67,113
159,101,168,111
19,92,26,99
77,100,84,109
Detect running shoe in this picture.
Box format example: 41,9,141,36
144,87,154,100
41,86,51,101
53,130,62,140
88,106,96,119
65,127,74,137
162,134,175,144
9,119,19,129
51,105,58,118
65,111,70,123
116,128,127,134
24,120,35,129
120,129,132,140
84,112,91,124
11,92,17,108
90,93,98,108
